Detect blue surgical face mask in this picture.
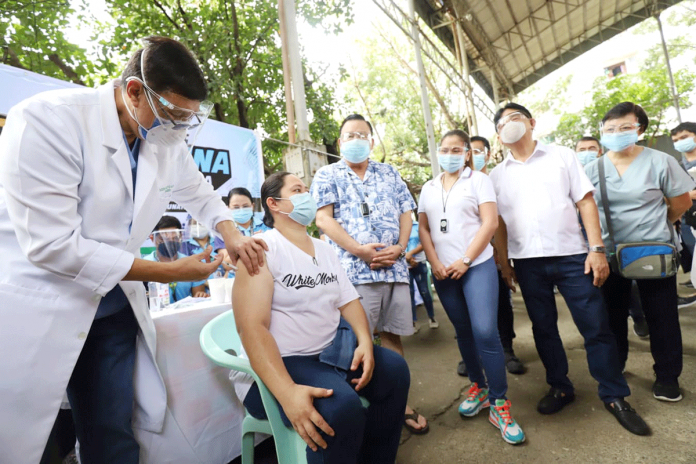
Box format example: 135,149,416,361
576,150,598,166
341,139,371,164
473,154,486,171
600,131,638,152
674,137,696,153
275,192,317,226
231,207,254,225
438,154,465,173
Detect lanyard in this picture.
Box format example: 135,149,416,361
345,162,371,204
440,173,460,214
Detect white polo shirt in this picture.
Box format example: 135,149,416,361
417,167,497,267
489,141,594,259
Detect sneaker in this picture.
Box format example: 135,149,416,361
489,399,526,445
429,318,439,329
653,380,682,402
680,280,694,288
458,383,490,417
632,317,649,339
504,351,526,375
677,295,696,309
413,322,420,334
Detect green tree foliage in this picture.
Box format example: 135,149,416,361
1,0,97,85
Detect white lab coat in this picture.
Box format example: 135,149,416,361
0,80,231,463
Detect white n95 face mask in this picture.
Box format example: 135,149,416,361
499,121,527,144
144,121,188,147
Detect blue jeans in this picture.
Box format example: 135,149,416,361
513,254,630,402
66,306,139,464
409,262,435,321
432,257,507,400
244,345,410,464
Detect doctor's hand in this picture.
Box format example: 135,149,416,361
227,236,268,276
279,385,335,452
170,246,223,281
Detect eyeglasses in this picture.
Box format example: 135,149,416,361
340,132,372,142
496,111,527,131
471,148,487,155
437,147,469,155
601,122,640,134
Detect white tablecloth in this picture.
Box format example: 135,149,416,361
135,301,265,464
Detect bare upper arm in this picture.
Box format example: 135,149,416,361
232,256,274,333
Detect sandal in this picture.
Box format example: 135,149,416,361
403,410,430,435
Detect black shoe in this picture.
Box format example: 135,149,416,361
653,380,682,402
504,351,526,375
632,317,649,339
677,294,696,309
537,387,575,414
457,361,468,377
604,399,650,435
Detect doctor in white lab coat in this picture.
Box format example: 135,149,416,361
0,37,266,464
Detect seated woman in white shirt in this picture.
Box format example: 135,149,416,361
418,130,525,445
232,172,410,464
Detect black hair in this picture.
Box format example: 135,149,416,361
493,103,533,132
121,36,207,101
261,171,292,228
670,122,696,136
601,102,649,133
470,135,490,152
439,129,473,170
339,114,373,135
153,215,182,232
576,136,601,149
228,187,253,204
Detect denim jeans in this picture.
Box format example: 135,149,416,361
513,254,630,403
244,345,410,464
409,262,435,320
66,306,139,464
602,272,682,383
432,257,507,400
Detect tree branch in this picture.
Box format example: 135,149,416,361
150,0,181,30
2,46,27,70
47,54,86,85
348,56,388,162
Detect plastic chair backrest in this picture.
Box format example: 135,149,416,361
200,310,308,463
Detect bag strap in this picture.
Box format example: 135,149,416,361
597,157,617,254
599,156,677,249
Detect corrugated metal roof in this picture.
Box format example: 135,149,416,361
414,0,684,101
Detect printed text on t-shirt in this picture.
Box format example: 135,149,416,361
282,272,339,289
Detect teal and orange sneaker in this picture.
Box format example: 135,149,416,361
489,399,525,445
458,383,490,417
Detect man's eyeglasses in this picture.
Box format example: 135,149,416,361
340,132,372,142
437,147,469,155
601,122,640,135
471,148,487,155
496,111,527,131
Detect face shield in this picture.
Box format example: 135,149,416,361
184,217,210,241
152,229,184,259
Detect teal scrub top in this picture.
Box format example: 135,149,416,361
143,251,207,303
584,147,696,250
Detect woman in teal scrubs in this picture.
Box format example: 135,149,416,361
584,102,695,402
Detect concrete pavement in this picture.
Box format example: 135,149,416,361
397,275,696,464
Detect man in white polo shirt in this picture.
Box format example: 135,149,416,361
489,102,649,436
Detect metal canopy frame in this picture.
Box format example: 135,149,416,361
412,0,684,101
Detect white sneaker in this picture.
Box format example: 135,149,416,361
413,322,420,333
429,318,439,329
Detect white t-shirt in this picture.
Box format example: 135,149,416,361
231,228,360,401
489,141,594,259
417,167,497,267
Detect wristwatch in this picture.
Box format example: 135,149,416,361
589,245,606,253
462,256,473,266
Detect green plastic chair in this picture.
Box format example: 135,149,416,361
199,310,308,464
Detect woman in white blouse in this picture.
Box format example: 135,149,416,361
232,171,409,464
418,130,525,445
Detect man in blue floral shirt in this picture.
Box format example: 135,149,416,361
312,114,428,434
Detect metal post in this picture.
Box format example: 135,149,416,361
655,11,682,123
456,21,478,135
407,0,439,176
282,0,311,142
491,67,499,110
278,0,296,144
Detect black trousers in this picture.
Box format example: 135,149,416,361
601,272,682,383
497,270,516,352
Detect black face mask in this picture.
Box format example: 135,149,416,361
157,240,181,258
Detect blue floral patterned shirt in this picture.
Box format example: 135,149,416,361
310,159,416,285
